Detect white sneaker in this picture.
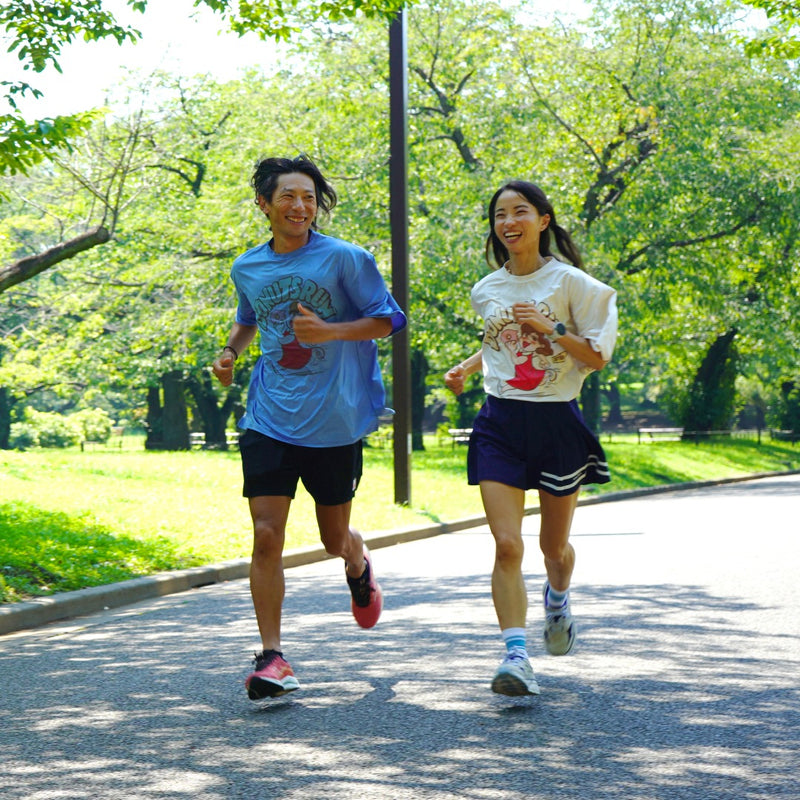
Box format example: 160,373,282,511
491,651,541,696
543,581,576,656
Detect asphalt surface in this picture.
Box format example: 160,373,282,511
1,473,799,799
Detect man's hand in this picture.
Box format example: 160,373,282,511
293,303,331,344
212,352,235,387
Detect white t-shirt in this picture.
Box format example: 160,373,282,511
470,258,618,402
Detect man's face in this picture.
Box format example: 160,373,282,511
258,172,317,251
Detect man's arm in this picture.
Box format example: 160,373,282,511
212,322,258,387
292,303,393,344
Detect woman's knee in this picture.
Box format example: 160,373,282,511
540,538,574,565
493,531,525,566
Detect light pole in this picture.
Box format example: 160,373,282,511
389,9,411,505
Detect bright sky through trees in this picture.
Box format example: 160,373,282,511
0,0,599,120
0,0,284,119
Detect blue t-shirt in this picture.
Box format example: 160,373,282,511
232,230,407,447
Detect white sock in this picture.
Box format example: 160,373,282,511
502,627,528,657
546,585,568,610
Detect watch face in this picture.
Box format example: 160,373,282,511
555,322,566,335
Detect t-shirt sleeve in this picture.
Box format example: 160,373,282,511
344,250,407,335
233,276,257,327
570,273,618,362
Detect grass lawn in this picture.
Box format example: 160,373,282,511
1,432,797,602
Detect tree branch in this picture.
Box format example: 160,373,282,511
0,226,110,293
618,206,762,274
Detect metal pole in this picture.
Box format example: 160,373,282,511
389,9,411,505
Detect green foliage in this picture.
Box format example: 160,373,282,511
7,422,36,450
2,0,799,445
208,0,409,39
740,0,800,57
0,500,194,603
0,0,411,179
8,408,112,448
0,0,142,178
1,0,141,74
0,110,98,178
11,409,81,448
72,407,114,442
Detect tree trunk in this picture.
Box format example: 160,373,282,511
580,372,602,434
0,385,11,450
161,370,190,450
603,381,624,426
144,371,191,451
411,349,427,451
186,370,243,448
681,328,738,436
144,385,163,450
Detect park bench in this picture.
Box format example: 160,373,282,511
80,425,125,451
190,431,241,448
637,427,684,443
448,427,473,447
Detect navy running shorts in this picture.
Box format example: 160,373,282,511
467,395,610,496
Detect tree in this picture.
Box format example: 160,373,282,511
679,329,739,434
0,0,411,292
0,0,409,176
740,0,800,57
3,0,799,451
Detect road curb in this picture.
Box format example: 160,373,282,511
2,469,797,636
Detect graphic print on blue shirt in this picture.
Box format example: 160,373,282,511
254,277,337,375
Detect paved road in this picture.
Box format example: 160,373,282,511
1,474,798,799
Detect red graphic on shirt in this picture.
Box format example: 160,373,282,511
507,358,546,390
500,323,553,390
277,337,313,369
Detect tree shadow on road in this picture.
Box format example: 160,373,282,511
1,570,797,800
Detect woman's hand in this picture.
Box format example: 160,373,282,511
512,302,552,334
444,364,467,396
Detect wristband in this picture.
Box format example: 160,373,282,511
222,344,238,360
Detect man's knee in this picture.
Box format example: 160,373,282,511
319,526,357,558
252,519,285,561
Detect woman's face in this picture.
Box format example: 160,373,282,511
492,190,550,256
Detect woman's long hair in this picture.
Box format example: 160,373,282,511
485,180,583,269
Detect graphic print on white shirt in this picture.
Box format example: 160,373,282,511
470,258,619,403
482,303,565,394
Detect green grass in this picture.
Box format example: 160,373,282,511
1,433,797,602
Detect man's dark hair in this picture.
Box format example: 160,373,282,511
251,154,338,227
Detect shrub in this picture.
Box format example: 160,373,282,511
72,408,113,443
23,410,82,448
8,423,39,450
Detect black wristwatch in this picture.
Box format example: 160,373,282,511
550,322,566,341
